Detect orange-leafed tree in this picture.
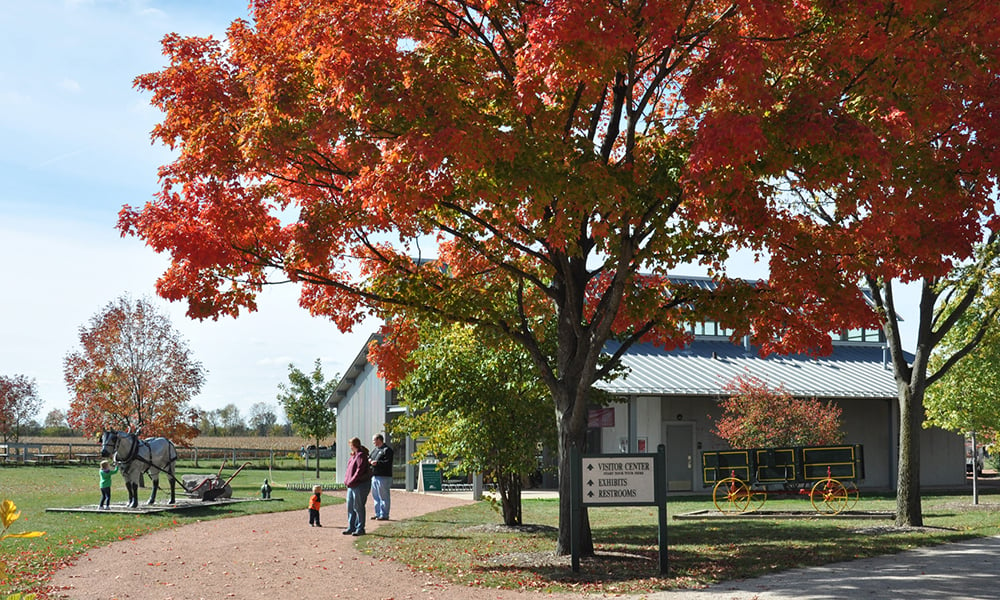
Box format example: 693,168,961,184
0,375,43,443
713,375,843,449
122,0,998,548
746,4,1000,526
64,296,204,445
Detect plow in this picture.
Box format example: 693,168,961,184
181,461,254,501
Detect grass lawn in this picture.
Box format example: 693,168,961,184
355,488,1000,594
2,465,998,598
0,464,333,598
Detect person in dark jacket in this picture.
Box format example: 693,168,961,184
369,433,394,520
342,437,372,536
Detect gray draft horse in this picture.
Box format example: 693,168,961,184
99,430,178,508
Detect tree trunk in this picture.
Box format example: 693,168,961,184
498,471,523,525
895,384,923,526
555,402,592,556
314,437,321,479
876,277,931,528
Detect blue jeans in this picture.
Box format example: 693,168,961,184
372,475,392,519
346,481,371,533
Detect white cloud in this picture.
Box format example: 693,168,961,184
58,78,82,93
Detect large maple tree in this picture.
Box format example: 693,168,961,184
749,3,1000,526
124,0,997,547
64,296,204,445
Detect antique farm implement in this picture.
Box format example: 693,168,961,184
182,460,254,501
702,444,864,514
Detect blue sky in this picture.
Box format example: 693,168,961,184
0,0,375,422
0,1,921,425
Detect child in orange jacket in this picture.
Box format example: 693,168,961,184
308,485,322,527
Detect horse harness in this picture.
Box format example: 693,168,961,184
111,432,175,466
110,432,181,488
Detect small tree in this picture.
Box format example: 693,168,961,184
925,296,1000,503
63,295,204,444
384,323,556,525
277,359,337,478
713,375,844,449
42,409,74,437
216,404,245,436
0,375,43,443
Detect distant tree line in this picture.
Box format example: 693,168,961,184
20,402,296,439
195,401,294,437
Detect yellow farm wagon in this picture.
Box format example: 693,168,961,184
702,444,864,514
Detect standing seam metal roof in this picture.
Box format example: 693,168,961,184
596,339,901,398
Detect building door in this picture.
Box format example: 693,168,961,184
662,422,694,491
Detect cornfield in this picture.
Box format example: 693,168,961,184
15,436,338,471
21,435,333,450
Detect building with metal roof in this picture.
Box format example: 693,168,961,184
593,335,964,492
328,276,965,493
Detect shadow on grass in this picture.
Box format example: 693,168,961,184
469,518,980,586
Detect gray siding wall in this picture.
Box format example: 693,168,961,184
594,395,965,492
335,362,390,483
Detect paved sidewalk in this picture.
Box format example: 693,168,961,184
655,535,1000,599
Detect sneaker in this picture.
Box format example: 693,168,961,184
352,530,365,536
342,529,354,535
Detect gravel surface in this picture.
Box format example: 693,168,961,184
47,490,583,600
46,490,1000,600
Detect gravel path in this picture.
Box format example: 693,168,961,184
46,490,1000,600
47,490,582,600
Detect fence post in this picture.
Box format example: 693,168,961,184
194,447,199,468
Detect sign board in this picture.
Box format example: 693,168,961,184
587,407,615,427
571,446,668,575
580,456,656,505
420,463,442,492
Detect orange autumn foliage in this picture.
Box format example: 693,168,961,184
712,375,844,449
122,0,1000,547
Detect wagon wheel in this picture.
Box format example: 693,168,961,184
713,478,752,513
747,487,767,513
843,481,860,511
810,478,849,515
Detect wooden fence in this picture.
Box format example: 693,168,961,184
0,442,329,470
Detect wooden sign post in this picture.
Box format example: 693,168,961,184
571,444,668,575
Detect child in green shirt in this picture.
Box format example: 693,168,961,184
99,460,118,509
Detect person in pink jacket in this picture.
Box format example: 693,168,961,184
342,437,372,536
